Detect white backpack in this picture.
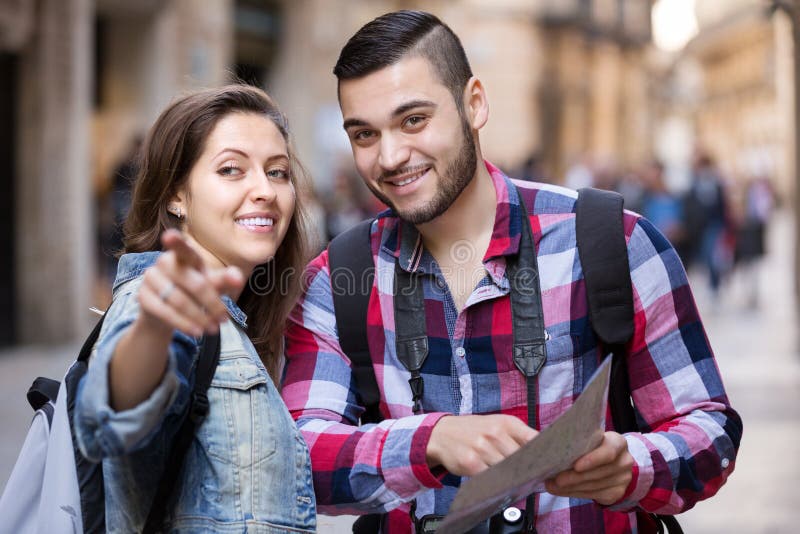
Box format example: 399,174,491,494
0,315,221,533
0,315,109,534
0,372,85,533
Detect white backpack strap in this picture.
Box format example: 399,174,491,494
36,376,82,533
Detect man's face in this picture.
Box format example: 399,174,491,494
339,56,477,225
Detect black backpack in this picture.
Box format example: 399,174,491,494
328,187,682,534
0,313,221,533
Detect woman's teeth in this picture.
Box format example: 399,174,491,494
237,217,274,227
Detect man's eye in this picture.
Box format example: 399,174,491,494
353,130,375,141
404,116,426,128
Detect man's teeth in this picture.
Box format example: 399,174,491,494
393,170,426,186
237,217,274,227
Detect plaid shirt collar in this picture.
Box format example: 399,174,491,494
382,161,525,282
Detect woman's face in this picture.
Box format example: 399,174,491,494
173,112,296,276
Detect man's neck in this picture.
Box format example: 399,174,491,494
416,162,496,266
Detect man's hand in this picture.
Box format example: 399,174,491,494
545,431,633,505
426,414,537,476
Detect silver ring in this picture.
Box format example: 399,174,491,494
159,282,176,303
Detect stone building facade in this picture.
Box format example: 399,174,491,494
660,1,794,200
0,0,248,345
269,0,655,189
0,0,655,345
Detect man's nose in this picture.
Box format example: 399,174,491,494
378,133,411,171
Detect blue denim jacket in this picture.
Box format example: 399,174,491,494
74,252,316,533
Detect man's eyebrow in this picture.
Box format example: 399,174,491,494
343,118,368,130
342,99,438,131
391,99,436,118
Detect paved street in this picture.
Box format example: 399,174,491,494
1,212,797,533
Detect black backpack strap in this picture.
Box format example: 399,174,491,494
143,332,221,533
575,187,636,432
327,219,381,423
27,377,60,412
327,220,389,534
575,188,683,534
64,314,108,533
575,188,634,347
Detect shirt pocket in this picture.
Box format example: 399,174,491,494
545,332,580,364
198,356,277,467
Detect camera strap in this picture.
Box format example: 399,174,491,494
505,192,545,533
394,190,547,532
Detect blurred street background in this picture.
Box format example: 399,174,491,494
1,0,799,532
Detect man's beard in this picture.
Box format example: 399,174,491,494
367,117,477,225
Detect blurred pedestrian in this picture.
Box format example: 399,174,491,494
640,160,685,247
683,152,733,302
735,175,775,308
564,153,594,190
101,135,142,282
615,168,646,214
324,165,372,240
516,151,548,183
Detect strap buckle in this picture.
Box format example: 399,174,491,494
190,391,210,423
409,374,424,414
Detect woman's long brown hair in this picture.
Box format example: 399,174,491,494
123,85,311,384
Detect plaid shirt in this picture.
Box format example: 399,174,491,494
282,162,742,533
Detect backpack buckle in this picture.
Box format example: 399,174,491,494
190,391,210,423
409,374,424,413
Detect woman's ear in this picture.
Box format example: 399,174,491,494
168,192,186,220
463,76,489,130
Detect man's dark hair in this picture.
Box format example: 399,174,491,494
334,10,473,111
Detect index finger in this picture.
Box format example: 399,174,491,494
161,229,205,271
504,416,537,445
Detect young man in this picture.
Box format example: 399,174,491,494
281,10,741,533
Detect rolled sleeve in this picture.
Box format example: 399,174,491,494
284,252,450,514
610,218,742,514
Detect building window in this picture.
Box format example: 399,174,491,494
234,0,281,87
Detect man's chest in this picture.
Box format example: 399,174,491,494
373,259,592,419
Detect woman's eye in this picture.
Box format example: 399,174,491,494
218,164,242,177
267,168,290,180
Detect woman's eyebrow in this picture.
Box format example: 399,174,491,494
214,147,249,159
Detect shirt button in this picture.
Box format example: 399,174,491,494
721,458,730,469
436,278,447,289
455,347,466,357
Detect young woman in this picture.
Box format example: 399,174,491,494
74,85,316,532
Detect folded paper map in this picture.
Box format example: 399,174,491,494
436,357,613,533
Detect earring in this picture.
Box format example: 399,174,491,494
170,206,183,219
